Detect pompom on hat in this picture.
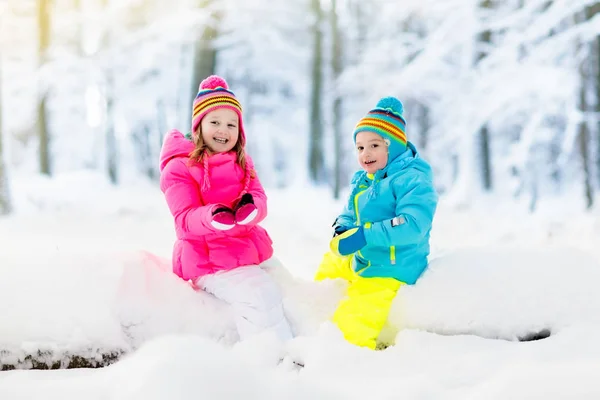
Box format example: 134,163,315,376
191,75,245,143
353,96,407,162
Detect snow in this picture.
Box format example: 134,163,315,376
1,171,600,398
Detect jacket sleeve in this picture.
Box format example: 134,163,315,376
334,203,355,227
333,170,362,227
242,156,268,225
245,174,268,225
160,159,218,236
362,174,438,247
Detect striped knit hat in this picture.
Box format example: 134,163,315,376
353,97,407,162
191,75,245,143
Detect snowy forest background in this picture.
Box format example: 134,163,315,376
4,1,600,389
2,0,600,215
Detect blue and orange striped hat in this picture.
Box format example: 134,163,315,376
353,97,407,162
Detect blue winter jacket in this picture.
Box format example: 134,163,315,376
335,142,438,284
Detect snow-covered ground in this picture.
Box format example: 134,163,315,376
1,171,600,399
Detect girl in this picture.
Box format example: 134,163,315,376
159,75,293,342
315,97,438,349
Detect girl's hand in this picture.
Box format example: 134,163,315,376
211,206,236,230
234,193,258,225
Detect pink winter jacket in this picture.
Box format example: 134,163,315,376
159,129,273,281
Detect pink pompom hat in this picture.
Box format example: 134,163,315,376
191,75,245,144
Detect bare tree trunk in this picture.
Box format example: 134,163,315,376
478,126,492,189
177,42,192,127
577,115,593,209
0,143,11,216
37,0,51,176
95,0,125,184
597,32,600,190
476,0,493,191
156,99,166,143
331,0,343,199
189,0,218,130
398,16,430,155
143,125,155,180
151,100,167,180
71,0,82,55
309,0,325,184
586,2,600,189
105,70,118,184
348,0,369,59
97,0,118,184
0,55,11,216
578,8,596,208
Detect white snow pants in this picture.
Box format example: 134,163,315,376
196,263,293,341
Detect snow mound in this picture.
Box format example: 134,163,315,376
389,246,600,340
2,245,599,368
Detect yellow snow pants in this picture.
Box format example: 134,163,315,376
315,251,403,349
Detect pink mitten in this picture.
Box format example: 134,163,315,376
234,194,258,225
211,206,235,230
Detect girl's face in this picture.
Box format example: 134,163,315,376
200,108,240,154
355,131,389,174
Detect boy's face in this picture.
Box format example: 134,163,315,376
200,108,240,154
355,131,388,174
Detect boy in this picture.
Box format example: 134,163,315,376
315,97,438,349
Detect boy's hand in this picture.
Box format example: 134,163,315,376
210,206,236,230
234,193,258,225
333,224,350,237
330,226,366,256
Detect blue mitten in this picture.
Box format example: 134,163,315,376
330,226,366,256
